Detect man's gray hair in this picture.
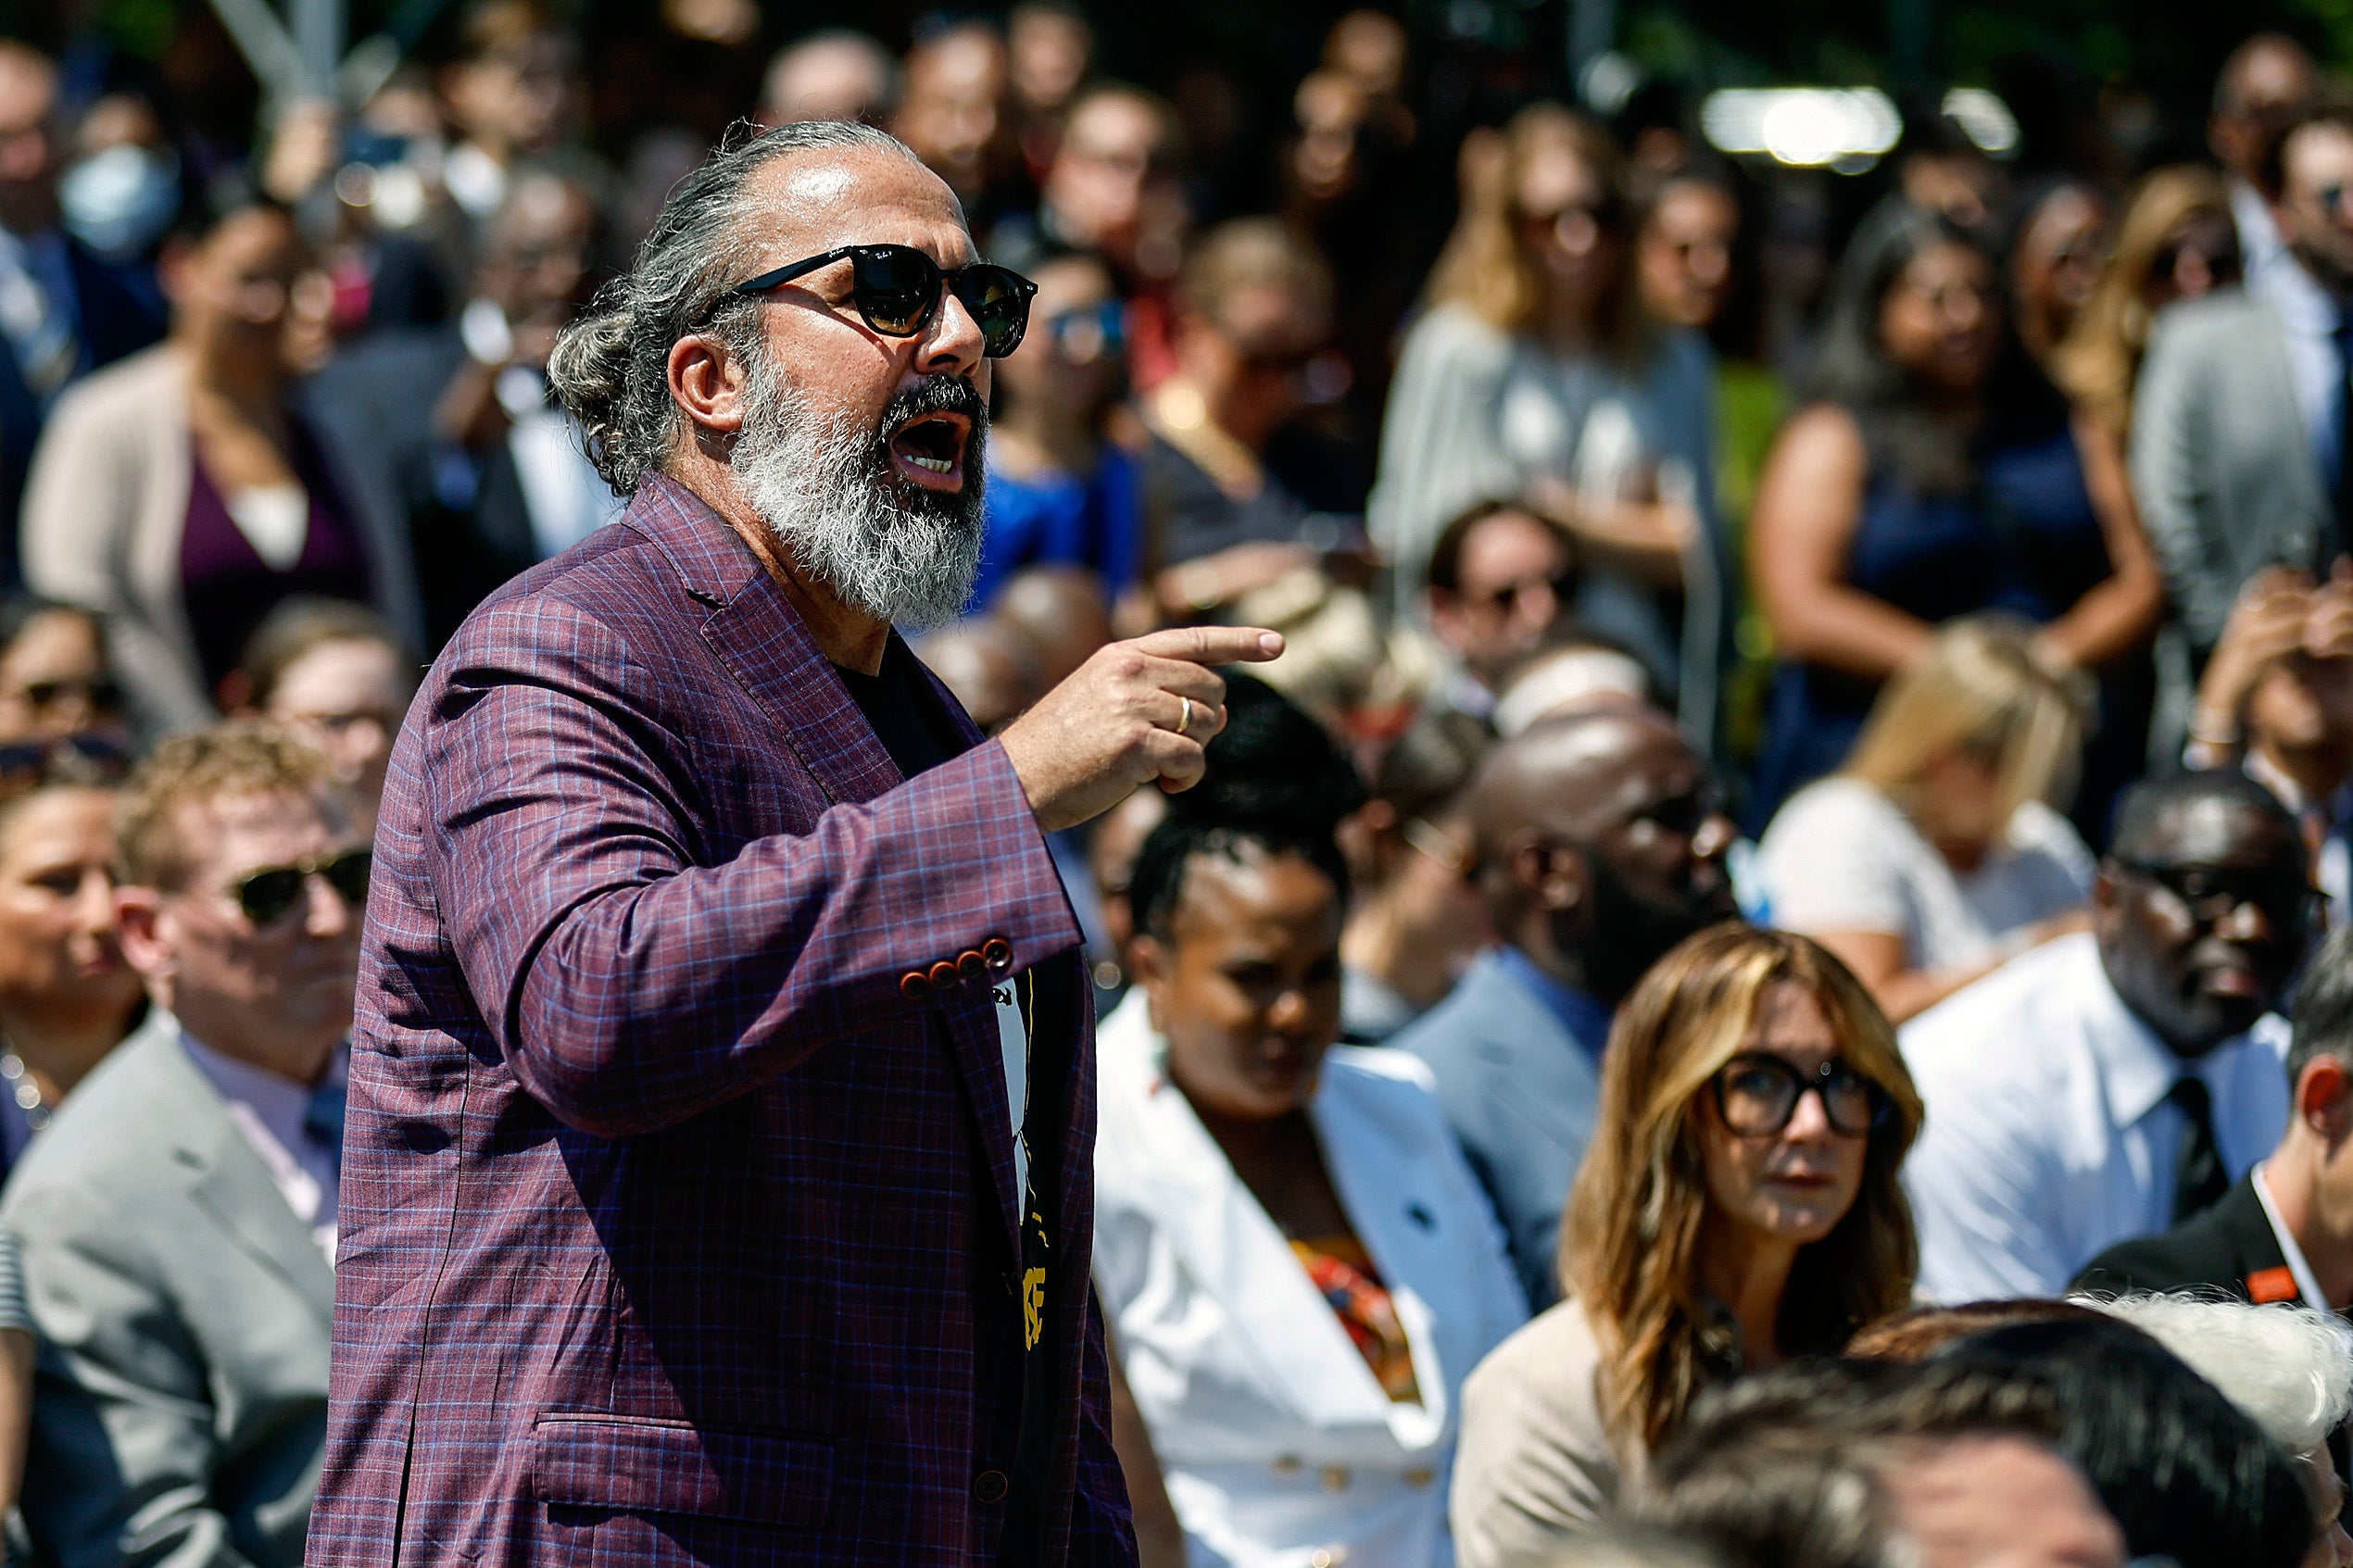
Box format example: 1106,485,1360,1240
547,119,919,495
2082,1294,2353,1457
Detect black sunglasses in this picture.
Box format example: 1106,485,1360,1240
2115,857,2320,929
17,676,122,712
1711,1052,1891,1138
733,245,1038,358
233,847,371,927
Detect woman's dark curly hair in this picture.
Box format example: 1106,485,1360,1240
1126,673,1365,939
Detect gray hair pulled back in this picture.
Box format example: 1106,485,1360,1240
548,119,920,495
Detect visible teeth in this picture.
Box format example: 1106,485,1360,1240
907,455,954,473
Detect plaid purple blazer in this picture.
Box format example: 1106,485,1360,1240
305,476,1137,1567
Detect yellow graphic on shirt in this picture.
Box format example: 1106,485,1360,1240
1023,1267,1047,1349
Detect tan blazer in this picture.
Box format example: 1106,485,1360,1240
21,345,423,734
1450,1298,1633,1568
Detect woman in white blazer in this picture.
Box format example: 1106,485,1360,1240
1093,678,1528,1568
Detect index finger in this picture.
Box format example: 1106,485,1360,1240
1127,625,1286,667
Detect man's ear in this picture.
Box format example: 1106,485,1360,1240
2300,1056,2353,1145
1516,834,1587,917
113,885,172,988
666,333,750,441
2090,863,2124,940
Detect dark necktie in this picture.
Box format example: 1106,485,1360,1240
2168,1075,2230,1223
304,1078,346,1183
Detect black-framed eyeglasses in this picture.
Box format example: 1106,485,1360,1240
2114,857,2320,929
233,847,371,927
1475,568,1579,615
1042,300,1126,363
1711,1052,1891,1138
13,676,122,713
732,244,1038,358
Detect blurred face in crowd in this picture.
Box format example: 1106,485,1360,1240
1516,129,1617,321
912,621,1033,734
996,254,1123,427
1134,845,1343,1127
2212,38,2319,184
1091,785,1167,967
2095,797,2313,1059
760,35,894,128
2011,183,2109,355
1901,149,2000,234
2145,207,2242,314
1880,1435,2128,1568
0,608,122,751
2301,1454,2353,1568
1638,179,1739,331
700,148,993,630
893,24,1005,205
1880,240,1999,397
265,637,413,826
444,28,579,158
1046,92,1174,267
2275,119,2353,294
1484,711,1740,1002
1007,5,1090,116
1428,508,1576,690
118,786,361,1084
1326,10,1406,101
477,173,600,338
994,565,1114,689
0,44,59,236
1180,279,1327,452
1693,982,1871,1256
2248,646,2353,791
0,788,137,1038
165,207,309,383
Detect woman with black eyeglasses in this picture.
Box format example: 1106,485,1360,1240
969,243,1143,613
1451,924,1922,1568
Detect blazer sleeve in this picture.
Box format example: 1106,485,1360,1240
1450,1308,1620,1568
7,1180,262,1568
425,594,1084,1138
22,373,216,734
2128,310,2231,649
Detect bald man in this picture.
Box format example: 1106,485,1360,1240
2211,33,2320,279
1392,709,1739,1310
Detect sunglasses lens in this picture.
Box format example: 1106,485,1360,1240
958,265,1035,357
324,849,372,909
239,868,306,925
849,246,939,335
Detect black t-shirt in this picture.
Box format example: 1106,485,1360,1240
837,639,1068,1566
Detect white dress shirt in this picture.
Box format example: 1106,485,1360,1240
2252,1160,2329,1308
1901,933,2290,1303
2251,234,2348,487
179,1022,346,1262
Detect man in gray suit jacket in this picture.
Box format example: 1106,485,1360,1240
2133,102,2353,654
1393,707,1739,1310
3,726,362,1567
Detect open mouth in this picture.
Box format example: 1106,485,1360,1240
887,410,972,491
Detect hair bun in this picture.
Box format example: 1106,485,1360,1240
1164,672,1365,835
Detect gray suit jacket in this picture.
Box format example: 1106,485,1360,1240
2130,286,2334,652
1,1014,333,1568
1394,950,1605,1312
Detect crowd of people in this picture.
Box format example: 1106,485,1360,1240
6,2,2353,1566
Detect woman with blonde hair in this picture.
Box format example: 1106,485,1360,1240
1450,924,1923,1568
1757,615,2094,1022
1371,103,1720,730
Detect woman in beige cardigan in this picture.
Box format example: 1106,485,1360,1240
22,196,421,736
1448,925,1924,1568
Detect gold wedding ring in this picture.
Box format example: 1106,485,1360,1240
1176,696,1193,735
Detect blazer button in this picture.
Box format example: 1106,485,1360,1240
1319,1465,1351,1492
899,972,930,1000
959,950,988,982
971,1469,1010,1503
982,937,1013,970
929,960,961,991
1403,1467,1436,1489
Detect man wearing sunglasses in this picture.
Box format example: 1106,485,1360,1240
1904,771,2317,1303
2,726,361,1567
310,120,1279,1568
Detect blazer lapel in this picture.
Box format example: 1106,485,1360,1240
146,1027,336,1323
625,478,1026,1247
1315,1081,1451,1451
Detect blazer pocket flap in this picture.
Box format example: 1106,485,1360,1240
530,1412,832,1525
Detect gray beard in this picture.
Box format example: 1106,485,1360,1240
733,368,987,633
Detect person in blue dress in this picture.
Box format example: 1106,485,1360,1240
969,241,1142,611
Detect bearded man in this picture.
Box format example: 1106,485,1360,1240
306,120,1270,1568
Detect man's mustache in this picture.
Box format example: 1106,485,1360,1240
879,374,988,438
